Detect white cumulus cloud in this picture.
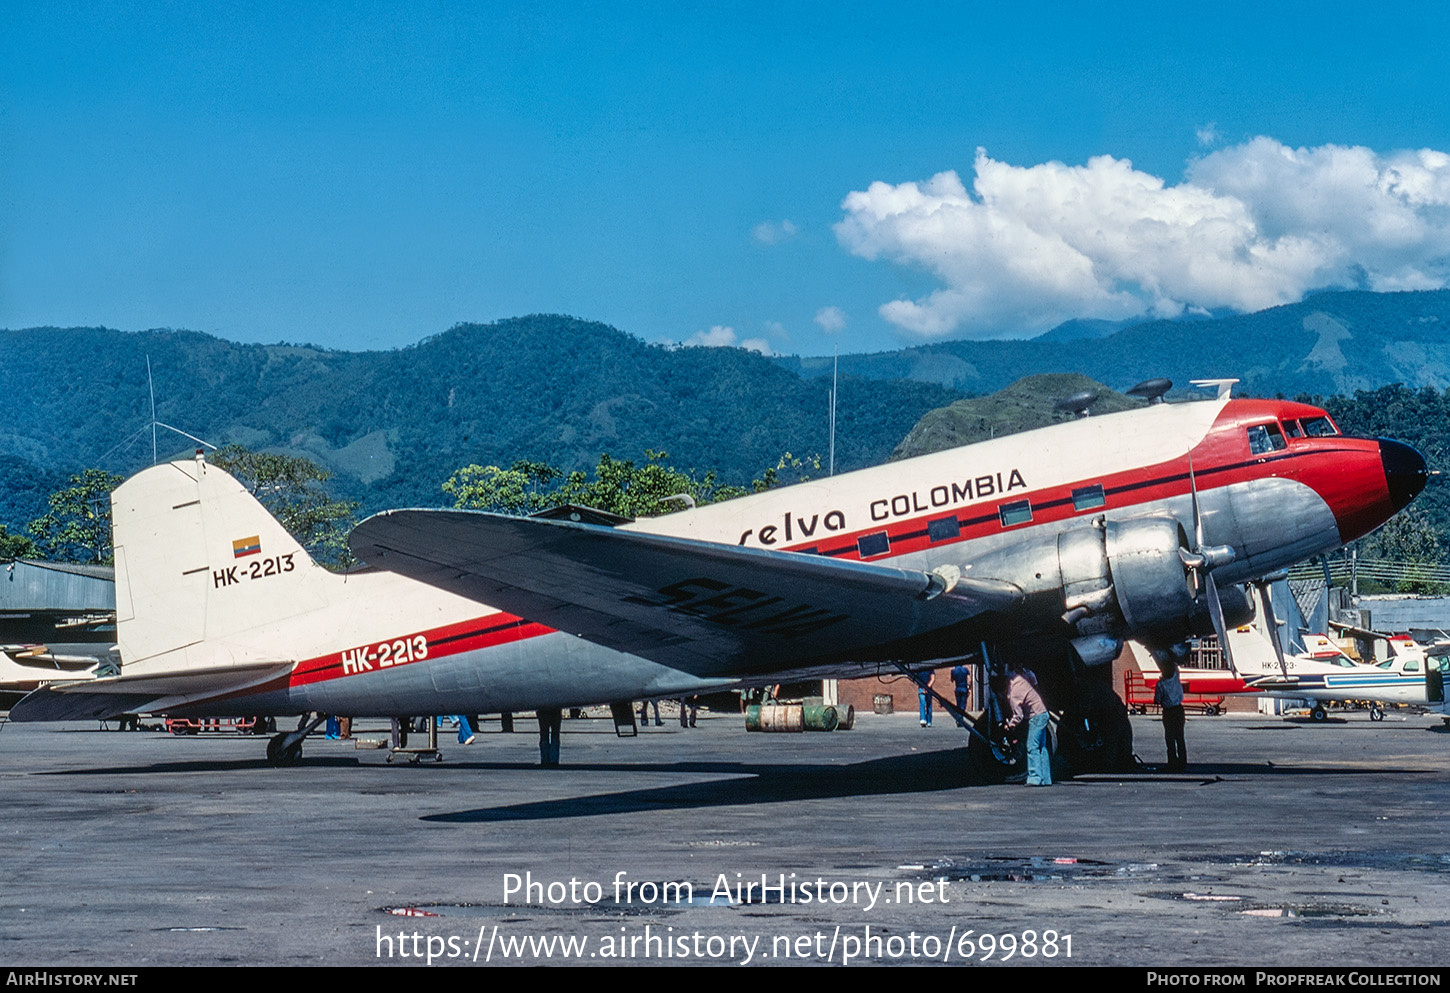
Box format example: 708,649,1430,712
835,139,1450,340
751,219,799,246
683,325,773,355
814,305,847,333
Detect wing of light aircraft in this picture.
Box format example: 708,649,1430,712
11,391,1430,772
0,645,111,710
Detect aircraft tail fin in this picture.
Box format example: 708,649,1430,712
1220,619,1287,676
111,454,339,671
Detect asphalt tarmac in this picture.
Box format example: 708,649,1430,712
2,706,1447,969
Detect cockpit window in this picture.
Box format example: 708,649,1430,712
1301,415,1339,437
1246,422,1288,455
1283,419,1304,439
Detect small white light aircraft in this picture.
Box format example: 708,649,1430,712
1135,606,1450,721
9,388,1428,771
1230,627,1449,721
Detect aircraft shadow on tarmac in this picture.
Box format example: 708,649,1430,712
419,753,1428,823
32,751,1427,818
36,757,364,775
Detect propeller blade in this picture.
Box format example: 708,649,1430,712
1205,571,1235,673
1187,454,1205,551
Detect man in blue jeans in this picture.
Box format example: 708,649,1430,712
993,671,1051,786
950,664,972,726
917,669,936,726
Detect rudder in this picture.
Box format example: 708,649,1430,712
111,454,337,672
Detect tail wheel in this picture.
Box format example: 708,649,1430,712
266,733,303,767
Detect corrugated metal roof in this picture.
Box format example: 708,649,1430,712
0,560,115,611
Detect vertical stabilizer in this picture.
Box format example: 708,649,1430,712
111,456,337,672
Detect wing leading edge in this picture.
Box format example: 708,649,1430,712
349,509,1023,677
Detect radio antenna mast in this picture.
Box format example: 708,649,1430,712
828,346,838,476
147,354,158,464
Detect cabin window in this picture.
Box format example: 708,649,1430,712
998,500,1032,527
857,531,890,558
1301,415,1339,437
927,516,961,542
1072,483,1106,511
1403,658,1421,673
1246,422,1287,455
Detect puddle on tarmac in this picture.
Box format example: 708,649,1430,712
1235,850,1450,873
1239,904,1380,919
918,855,1159,884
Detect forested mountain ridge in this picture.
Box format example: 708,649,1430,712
775,289,1450,397
7,293,1450,543
0,316,958,527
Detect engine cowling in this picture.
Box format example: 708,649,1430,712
951,516,1199,648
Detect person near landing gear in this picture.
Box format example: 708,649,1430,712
638,699,662,726
678,696,699,728
993,671,1051,786
537,708,562,765
950,664,972,726
917,669,936,726
1154,663,1187,772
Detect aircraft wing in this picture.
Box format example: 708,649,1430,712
8,662,296,722
350,509,1024,678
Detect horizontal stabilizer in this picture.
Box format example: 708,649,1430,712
350,509,1022,676
8,661,294,722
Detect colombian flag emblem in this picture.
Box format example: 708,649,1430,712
232,535,261,558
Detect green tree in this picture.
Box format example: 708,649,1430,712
1359,505,1448,594
440,460,563,515
26,469,124,564
551,451,740,518
211,446,359,569
443,450,820,519
0,524,37,560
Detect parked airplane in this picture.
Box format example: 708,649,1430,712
0,645,107,710
1136,605,1450,721
9,390,1429,772
1233,628,1448,721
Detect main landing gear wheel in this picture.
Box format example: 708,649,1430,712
1369,704,1385,722
1310,706,1328,722
967,732,1023,785
1058,678,1134,774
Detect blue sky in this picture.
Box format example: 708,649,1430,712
5,2,1450,356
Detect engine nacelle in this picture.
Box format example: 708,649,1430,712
953,516,1197,645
